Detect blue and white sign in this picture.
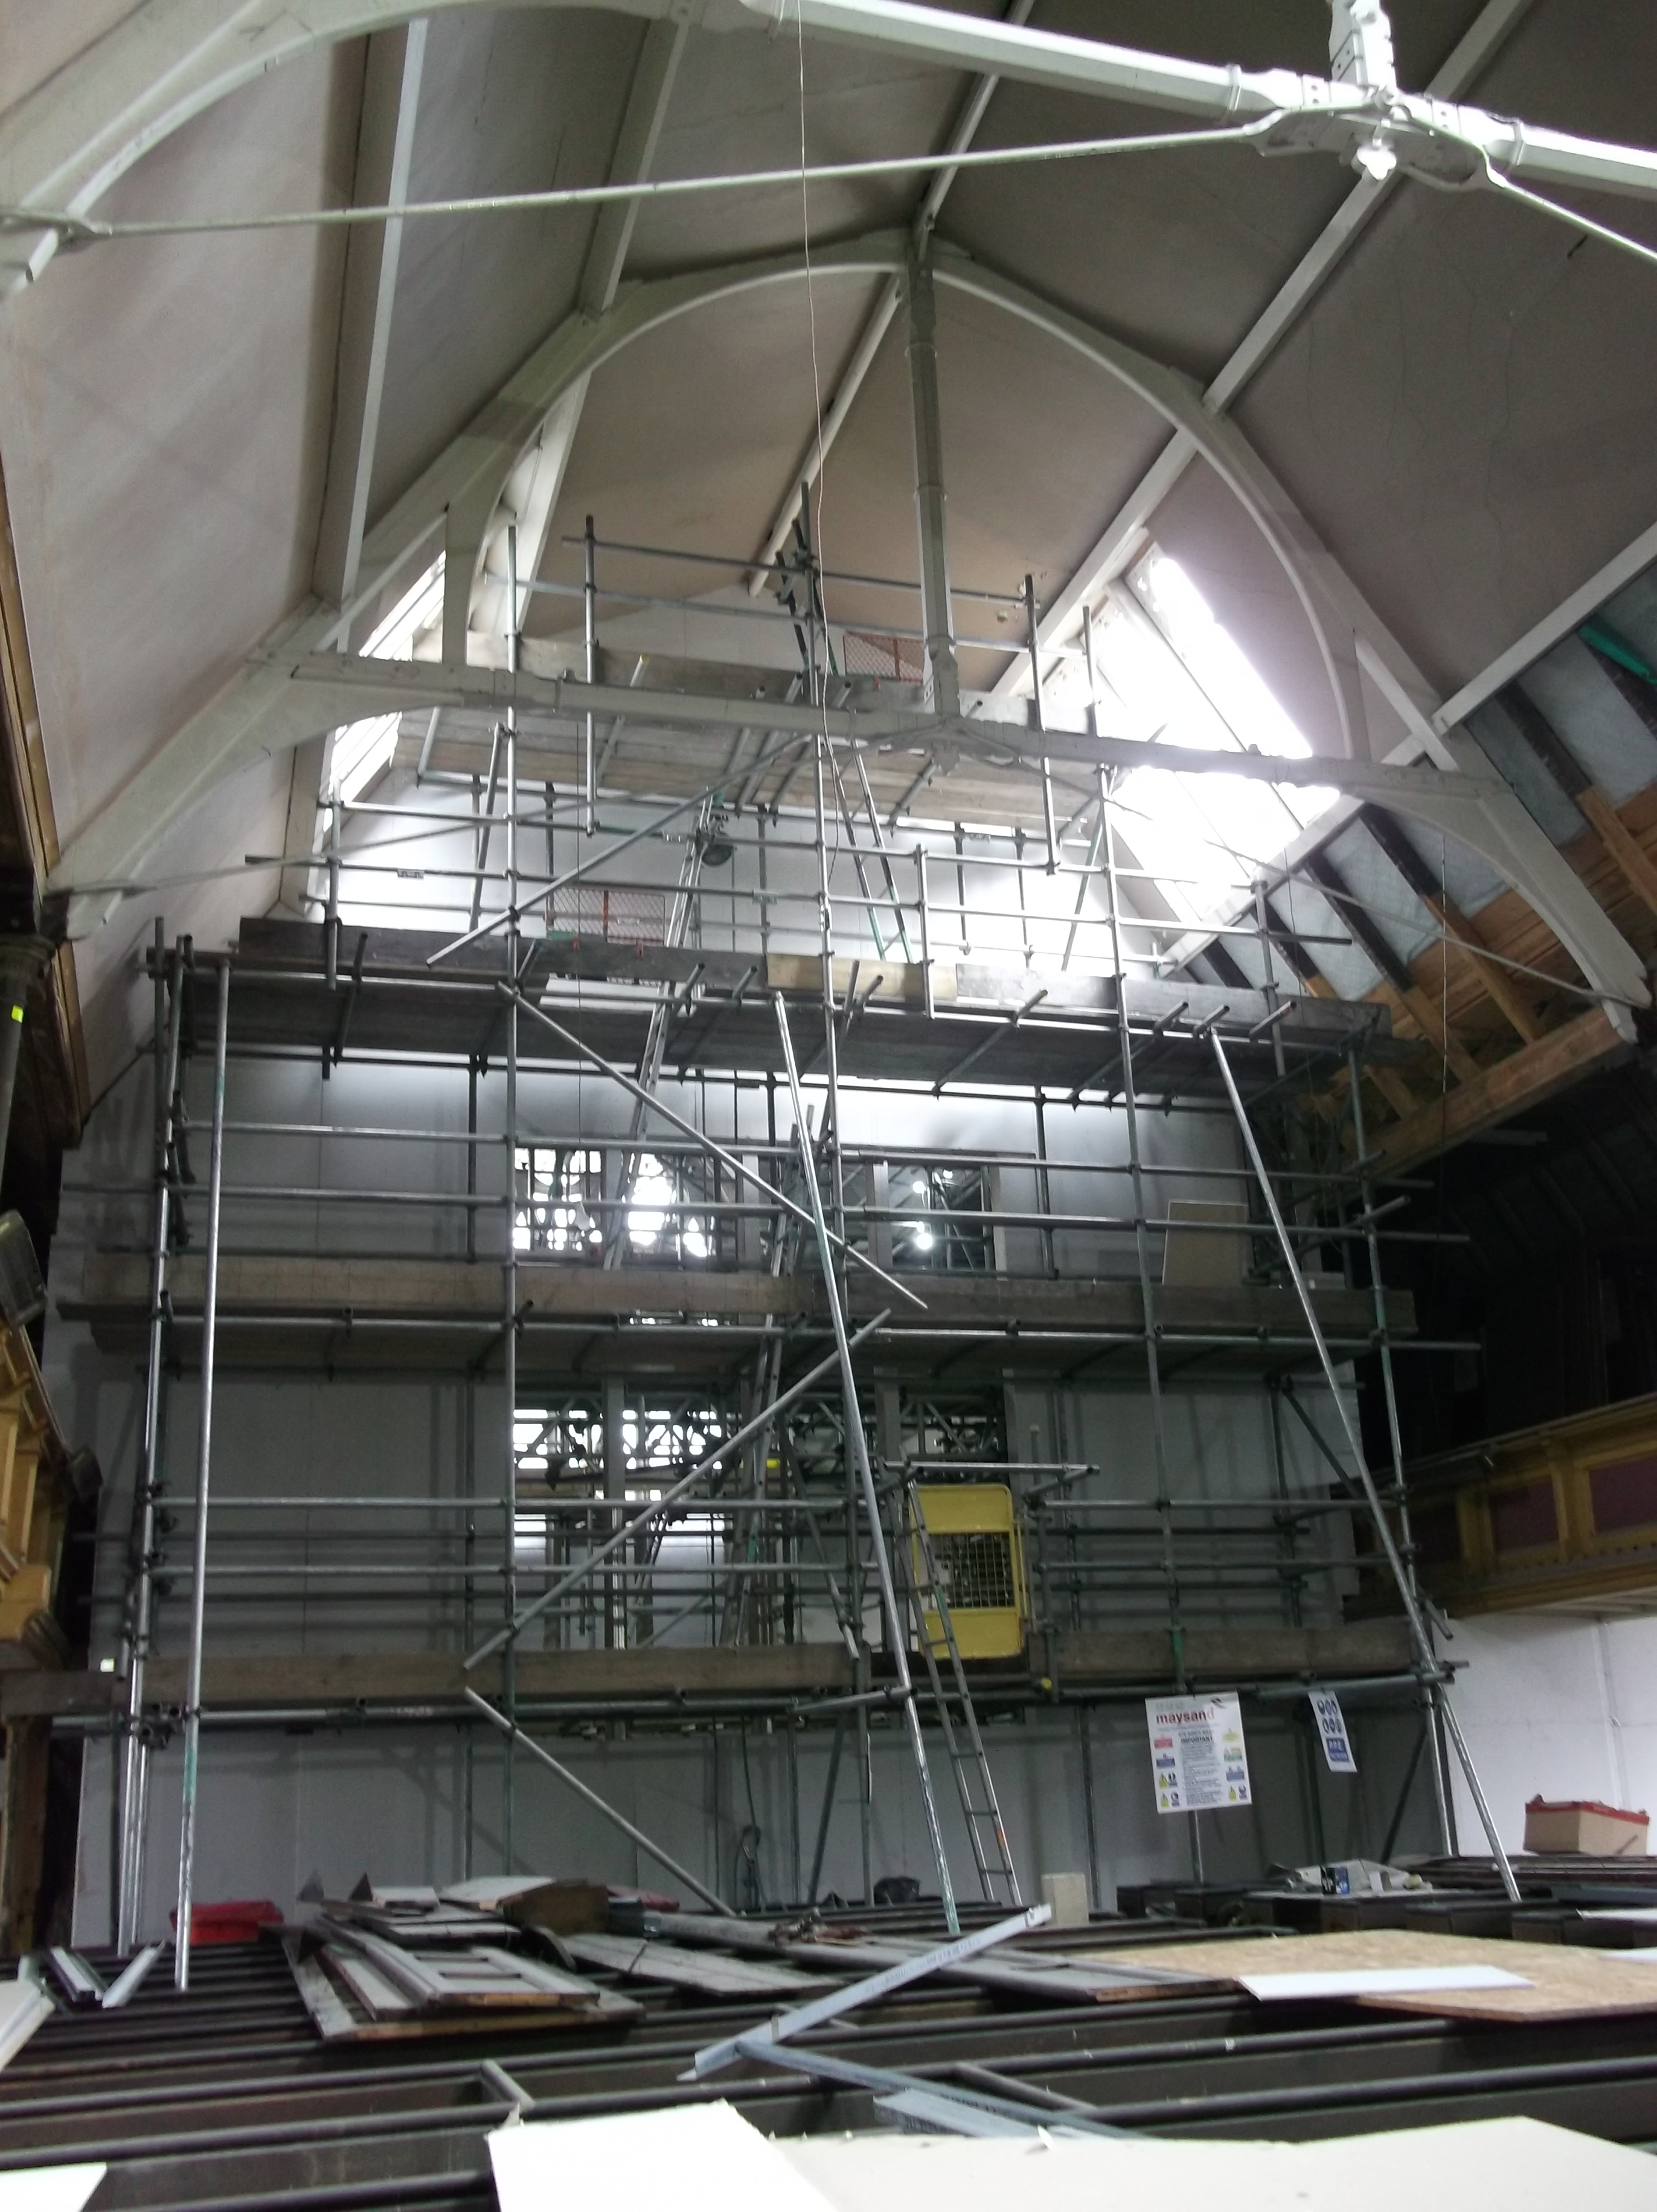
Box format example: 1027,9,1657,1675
1309,1688,1357,1774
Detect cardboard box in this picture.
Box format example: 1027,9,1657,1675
1522,1797,1649,1856
503,1879,611,1934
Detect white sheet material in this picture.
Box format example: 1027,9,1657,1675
0,1986,54,2074
489,2100,839,2212
1237,1964,1531,2000
780,2117,1657,2212
0,2167,106,2212
489,2091,1656,2212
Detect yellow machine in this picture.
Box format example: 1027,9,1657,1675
911,1483,1028,1660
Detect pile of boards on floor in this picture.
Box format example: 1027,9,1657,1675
287,1874,655,2041
287,1874,859,2038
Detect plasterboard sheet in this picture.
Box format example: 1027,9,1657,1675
1239,1964,1530,2001
489,2100,838,2212
0,2169,106,2212
779,2118,1657,2212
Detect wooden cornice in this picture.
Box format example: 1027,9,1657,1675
0,446,86,1144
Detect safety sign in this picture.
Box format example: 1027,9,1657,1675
1309,1687,1358,1774
1145,1690,1252,1813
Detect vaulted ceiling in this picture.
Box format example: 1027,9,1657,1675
4,0,1657,1110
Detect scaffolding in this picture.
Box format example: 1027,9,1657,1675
82,769,1507,1949
75,266,1520,1940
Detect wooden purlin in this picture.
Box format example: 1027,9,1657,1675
1370,1005,1630,1174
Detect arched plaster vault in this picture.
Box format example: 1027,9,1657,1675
9,9,1646,1014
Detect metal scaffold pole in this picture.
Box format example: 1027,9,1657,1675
175,955,230,1987
1095,758,1186,1687
117,924,186,1949
501,526,521,1870
1210,1030,1519,1902
774,989,959,1932
1346,1041,1453,1854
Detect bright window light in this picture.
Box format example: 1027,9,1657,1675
627,1154,711,1260
330,555,446,805
1046,550,1337,933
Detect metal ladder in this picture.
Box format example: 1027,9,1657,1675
899,1477,1022,1906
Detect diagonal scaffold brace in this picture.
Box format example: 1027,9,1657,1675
1209,1030,1520,1902
773,990,961,1933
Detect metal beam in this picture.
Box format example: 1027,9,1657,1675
904,253,960,718
743,0,1656,211
987,0,1536,704
1434,515,1657,737
312,21,428,612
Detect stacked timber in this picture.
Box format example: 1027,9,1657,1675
287,1882,642,2041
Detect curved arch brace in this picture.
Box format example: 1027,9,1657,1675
41,222,1650,1013
0,0,676,289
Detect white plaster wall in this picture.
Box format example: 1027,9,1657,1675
72,1692,1429,1946
1445,1610,1657,1852
46,937,1418,1948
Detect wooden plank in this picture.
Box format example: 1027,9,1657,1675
1099,1928,1657,2022
471,1946,604,2001
289,1936,642,2042
560,1933,838,1997
286,1940,365,2042
1051,1621,1413,1682
1373,1006,1629,1173
1,1642,858,1716
1429,895,1543,1044
325,1946,416,2018
1579,784,1657,918
1380,980,1482,1083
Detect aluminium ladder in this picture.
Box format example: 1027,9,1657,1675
899,1477,1022,1907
